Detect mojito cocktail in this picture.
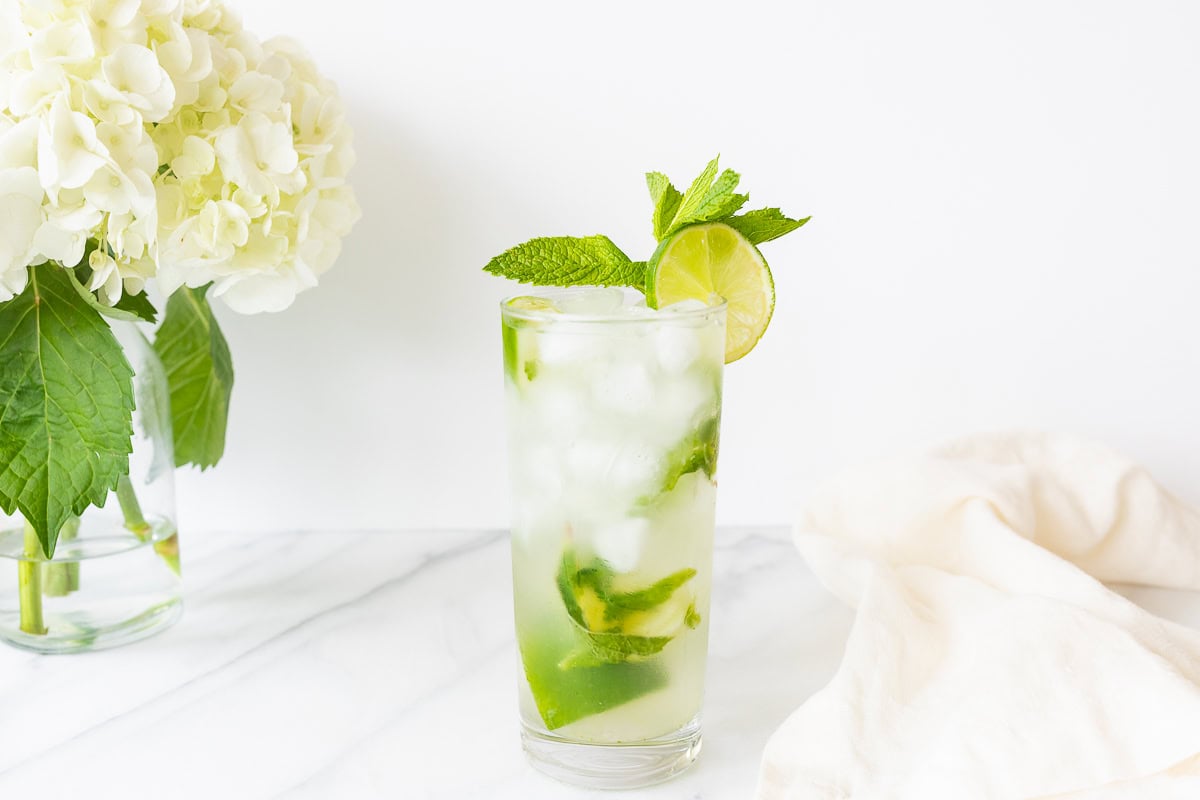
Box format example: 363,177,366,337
486,155,808,788
503,288,725,787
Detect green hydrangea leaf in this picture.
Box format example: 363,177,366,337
0,265,135,557
154,286,234,470
484,235,645,288
106,287,157,324
724,207,812,245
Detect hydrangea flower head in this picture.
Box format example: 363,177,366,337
0,0,360,312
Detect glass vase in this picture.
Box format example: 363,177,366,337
0,322,182,653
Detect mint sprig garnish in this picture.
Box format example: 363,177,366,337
724,207,811,245
484,235,644,289
647,171,684,240
657,156,749,237
484,155,808,289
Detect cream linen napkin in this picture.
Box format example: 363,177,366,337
756,434,1200,800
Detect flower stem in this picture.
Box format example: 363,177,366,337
117,475,179,575
18,522,46,636
42,520,80,594
42,517,80,597
117,475,150,540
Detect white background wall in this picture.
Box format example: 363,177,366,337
178,0,1200,533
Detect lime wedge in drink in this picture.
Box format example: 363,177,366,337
646,222,775,363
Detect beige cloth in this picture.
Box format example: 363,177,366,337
757,434,1200,799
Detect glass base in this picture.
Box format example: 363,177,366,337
521,720,702,790
0,596,182,655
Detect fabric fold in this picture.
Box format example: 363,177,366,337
757,434,1200,799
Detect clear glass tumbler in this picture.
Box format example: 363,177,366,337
0,322,181,654
502,288,726,789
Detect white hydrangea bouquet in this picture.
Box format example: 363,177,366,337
0,0,359,558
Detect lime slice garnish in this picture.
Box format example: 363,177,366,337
646,222,775,363
506,295,559,313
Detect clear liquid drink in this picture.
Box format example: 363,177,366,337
502,287,725,788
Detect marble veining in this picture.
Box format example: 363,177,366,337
0,527,847,798
4,527,1199,799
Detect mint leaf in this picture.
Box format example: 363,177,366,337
534,548,700,727
647,171,683,240
0,265,135,557
65,262,157,324
606,568,697,617
661,412,721,493
677,168,748,231
484,235,644,288
658,157,751,237
573,557,697,625
582,629,674,663
154,286,234,470
724,207,811,245
557,549,699,661
661,156,719,235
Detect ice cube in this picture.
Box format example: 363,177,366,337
655,325,702,374
515,442,566,497
593,360,655,413
562,435,661,503
605,441,662,495
660,298,710,314
564,439,617,481
645,373,717,443
618,293,654,316
511,496,565,548
526,378,590,437
535,327,606,367
557,287,625,316
592,517,650,573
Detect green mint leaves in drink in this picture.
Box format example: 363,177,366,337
661,413,721,494
556,549,700,668
519,549,703,730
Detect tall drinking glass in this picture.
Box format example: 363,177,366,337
502,287,726,789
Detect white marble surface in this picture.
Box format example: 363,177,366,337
0,527,855,799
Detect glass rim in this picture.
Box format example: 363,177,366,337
500,286,727,325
